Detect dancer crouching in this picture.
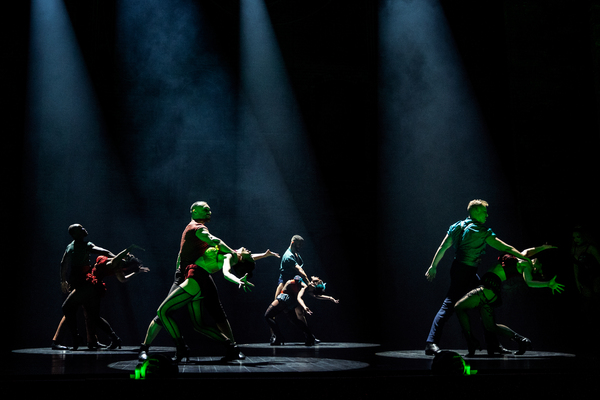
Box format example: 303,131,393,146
455,244,564,356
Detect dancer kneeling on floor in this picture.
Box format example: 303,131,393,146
455,244,564,356
157,245,278,362
265,275,339,346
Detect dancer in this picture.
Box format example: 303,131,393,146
138,201,220,360
572,226,600,341
454,244,564,356
424,199,526,355
265,275,339,346
157,246,278,361
139,200,278,362
62,245,149,350
274,235,310,300
52,224,114,350
572,226,600,301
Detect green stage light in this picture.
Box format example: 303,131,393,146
130,355,179,380
432,350,478,376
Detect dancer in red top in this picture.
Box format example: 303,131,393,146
140,201,279,362
138,202,219,360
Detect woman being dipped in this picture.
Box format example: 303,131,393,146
455,244,564,356
63,244,149,350
265,275,339,346
157,245,279,362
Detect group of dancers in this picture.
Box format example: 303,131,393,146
52,202,339,362
52,199,598,361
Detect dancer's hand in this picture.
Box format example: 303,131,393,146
548,276,565,294
265,249,280,258
426,265,437,281
238,273,255,292
251,249,280,261
60,281,70,294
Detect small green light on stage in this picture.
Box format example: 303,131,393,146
130,355,178,380
432,350,478,376
130,360,150,380
463,362,477,376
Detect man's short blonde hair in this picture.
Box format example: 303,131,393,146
467,199,489,212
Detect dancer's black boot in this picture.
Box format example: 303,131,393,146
221,341,246,361
70,334,82,351
173,337,190,363
270,333,284,346
87,338,109,350
512,333,532,355
106,332,122,350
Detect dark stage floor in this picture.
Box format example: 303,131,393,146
4,342,599,397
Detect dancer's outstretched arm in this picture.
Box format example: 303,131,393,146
222,254,255,292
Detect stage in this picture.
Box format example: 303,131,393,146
5,342,598,397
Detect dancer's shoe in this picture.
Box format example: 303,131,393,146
487,345,512,356
87,341,108,350
221,343,246,361
138,343,150,362
269,334,284,346
513,334,532,355
305,334,320,346
51,340,69,351
425,342,441,355
70,334,82,351
173,339,191,363
106,334,122,350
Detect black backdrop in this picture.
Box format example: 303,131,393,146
5,0,599,356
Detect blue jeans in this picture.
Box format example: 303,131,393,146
427,260,480,344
